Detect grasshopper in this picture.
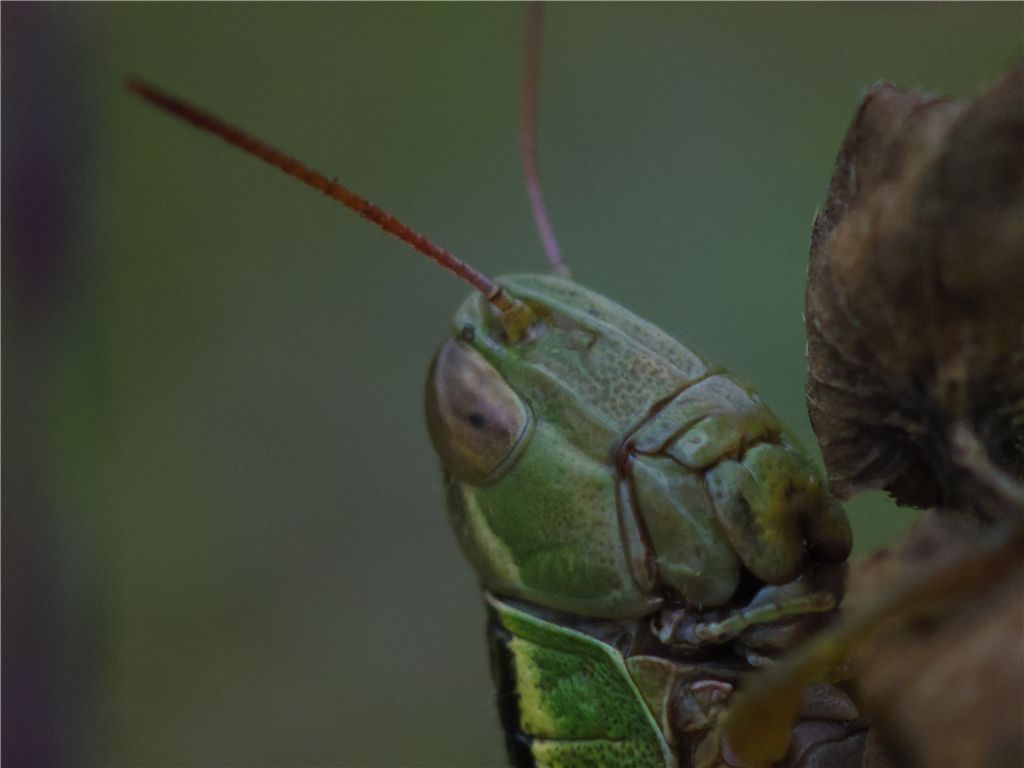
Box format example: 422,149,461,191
129,7,883,767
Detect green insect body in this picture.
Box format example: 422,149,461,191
488,595,674,767
427,275,860,767
126,60,868,768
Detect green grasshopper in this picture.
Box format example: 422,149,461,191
129,8,871,766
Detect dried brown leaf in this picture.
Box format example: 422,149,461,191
805,66,1024,511
845,513,1024,767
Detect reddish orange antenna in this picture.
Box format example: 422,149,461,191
521,3,569,277
126,78,535,330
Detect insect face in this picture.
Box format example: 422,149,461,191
426,274,851,627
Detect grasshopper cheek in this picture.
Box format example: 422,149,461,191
425,339,532,484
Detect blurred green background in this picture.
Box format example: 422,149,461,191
3,3,1020,766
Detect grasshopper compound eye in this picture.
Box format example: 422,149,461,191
425,339,532,484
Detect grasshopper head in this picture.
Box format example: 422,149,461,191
426,275,851,621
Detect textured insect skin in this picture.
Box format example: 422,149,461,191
426,274,860,767
125,53,866,768
488,595,675,767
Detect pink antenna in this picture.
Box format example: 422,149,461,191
521,3,570,277
126,78,524,317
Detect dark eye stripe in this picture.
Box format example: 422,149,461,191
426,338,531,484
